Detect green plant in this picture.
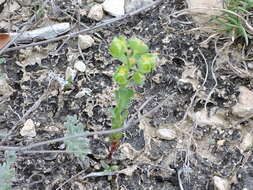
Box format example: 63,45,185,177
101,161,119,172
0,58,6,79
0,151,16,190
109,36,157,148
64,115,91,158
213,0,253,45
0,58,5,64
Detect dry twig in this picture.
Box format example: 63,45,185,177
0,0,163,55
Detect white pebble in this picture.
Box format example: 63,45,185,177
213,176,230,190
102,0,125,17
241,133,253,152
74,60,86,72
20,119,36,137
156,128,177,140
78,35,94,50
88,4,104,21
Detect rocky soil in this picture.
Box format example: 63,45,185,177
1,0,253,189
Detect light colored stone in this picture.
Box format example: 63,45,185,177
78,34,94,50
152,73,162,83
20,119,36,137
213,176,230,190
80,9,87,16
217,139,225,146
248,63,253,70
186,0,223,32
65,67,77,81
88,4,103,21
125,0,153,13
232,86,253,117
0,78,14,96
186,0,223,14
74,60,86,72
44,125,59,132
102,0,125,17
75,88,92,98
192,109,227,127
240,133,253,152
156,128,177,140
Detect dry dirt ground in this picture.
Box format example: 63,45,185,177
1,0,253,189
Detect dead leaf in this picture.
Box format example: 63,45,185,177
0,33,10,49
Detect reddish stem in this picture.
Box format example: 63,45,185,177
108,139,120,159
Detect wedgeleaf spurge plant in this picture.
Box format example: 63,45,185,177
109,36,157,154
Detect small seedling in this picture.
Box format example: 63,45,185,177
0,151,16,190
0,58,6,64
109,36,157,155
0,58,6,79
101,161,119,172
212,0,253,45
64,115,91,158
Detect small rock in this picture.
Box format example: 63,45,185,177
88,4,103,21
0,78,14,96
20,119,36,137
191,108,227,127
248,63,253,70
74,60,86,72
80,9,87,16
232,86,253,117
217,139,225,146
65,67,77,81
125,0,153,13
102,0,125,16
94,0,105,3
240,133,253,152
75,88,92,98
213,176,230,190
78,34,94,50
152,73,162,83
156,128,177,140
44,125,59,132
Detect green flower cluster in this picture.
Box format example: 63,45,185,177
109,36,157,141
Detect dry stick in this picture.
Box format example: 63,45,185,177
20,150,91,154
180,49,209,122
0,95,169,152
0,0,163,55
0,0,50,55
176,50,210,189
198,48,209,93
204,55,218,111
56,170,87,190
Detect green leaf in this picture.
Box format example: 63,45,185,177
132,72,145,85
115,88,134,110
0,58,6,64
114,66,129,86
110,132,123,140
109,36,128,58
112,108,123,129
138,53,156,73
110,165,119,171
128,37,149,56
